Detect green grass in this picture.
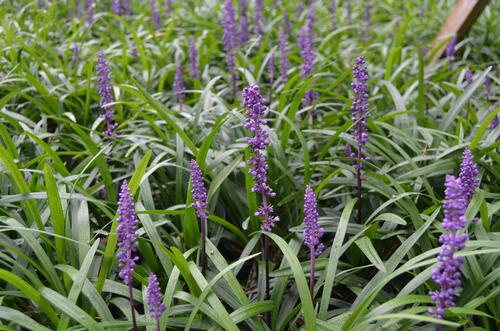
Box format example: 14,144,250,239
0,0,499,330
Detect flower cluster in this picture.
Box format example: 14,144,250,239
116,181,139,285
191,160,208,222
96,51,118,137
147,273,166,319
299,4,317,106
303,185,324,255
254,0,263,42
189,35,200,79
239,0,249,44
222,0,238,73
151,0,161,29
350,56,370,170
459,149,479,203
429,175,468,319
243,84,279,231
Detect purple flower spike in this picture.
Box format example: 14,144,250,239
485,76,491,100
283,11,291,36
174,61,185,108
191,160,208,223
459,149,479,203
465,69,473,87
96,52,118,137
85,0,94,24
147,273,166,320
117,181,139,285
239,0,249,44
299,4,316,106
222,0,238,93
429,175,468,319
254,0,263,43
111,0,121,16
269,52,275,86
303,185,324,255
279,27,288,83
189,35,200,79
151,0,161,29
351,56,370,169
243,84,279,232
446,37,456,70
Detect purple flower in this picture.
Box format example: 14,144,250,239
279,27,288,83
76,0,84,18
254,0,263,41
330,0,336,27
283,11,291,36
239,0,249,44
96,51,118,137
116,181,139,285
151,0,161,29
85,0,94,24
303,185,324,255
489,110,499,130
222,0,238,91
189,35,200,79
147,273,166,320
306,2,315,38
429,175,468,319
446,37,456,69
111,0,121,15
174,61,185,107
351,56,370,170
269,52,275,86
459,149,479,202
191,160,208,222
361,0,371,40
299,4,316,106
485,76,491,99
465,69,473,87
243,84,279,231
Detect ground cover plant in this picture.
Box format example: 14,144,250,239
0,0,499,330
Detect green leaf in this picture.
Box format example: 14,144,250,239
355,237,387,273
44,164,67,264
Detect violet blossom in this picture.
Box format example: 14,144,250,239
151,0,161,29
458,149,479,203
191,160,208,273
189,35,200,79
147,273,166,321
239,0,249,44
304,185,324,297
96,51,118,137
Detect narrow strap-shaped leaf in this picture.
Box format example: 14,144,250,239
0,307,52,331
44,164,66,264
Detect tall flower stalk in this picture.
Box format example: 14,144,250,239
117,181,139,330
174,61,185,111
189,35,200,79
85,0,93,24
191,160,209,274
96,51,118,138
459,149,479,203
147,273,166,331
299,3,317,107
222,0,238,98
279,27,288,83
350,56,369,223
303,185,324,297
429,175,468,319
239,0,249,44
243,84,279,303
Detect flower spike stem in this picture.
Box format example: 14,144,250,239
309,245,315,298
128,278,137,330
201,216,207,275
262,234,270,323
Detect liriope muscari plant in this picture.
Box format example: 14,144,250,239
299,3,317,107
239,0,249,44
189,34,200,79
459,149,479,203
283,10,291,36
147,273,166,331
191,159,209,274
279,27,288,83
174,61,185,111
222,0,238,97
243,84,279,302
350,56,369,223
117,181,139,330
151,0,161,29
303,185,324,297
96,51,118,138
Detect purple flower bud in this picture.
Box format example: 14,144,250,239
303,185,324,255
147,273,166,320
191,160,208,222
351,56,370,170
459,149,479,203
465,69,473,87
96,51,118,137
446,37,456,70
151,0,161,29
239,0,249,44
429,175,468,319
254,0,263,45
174,61,185,107
279,27,288,83
189,35,200,79
243,84,279,231
116,181,139,285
